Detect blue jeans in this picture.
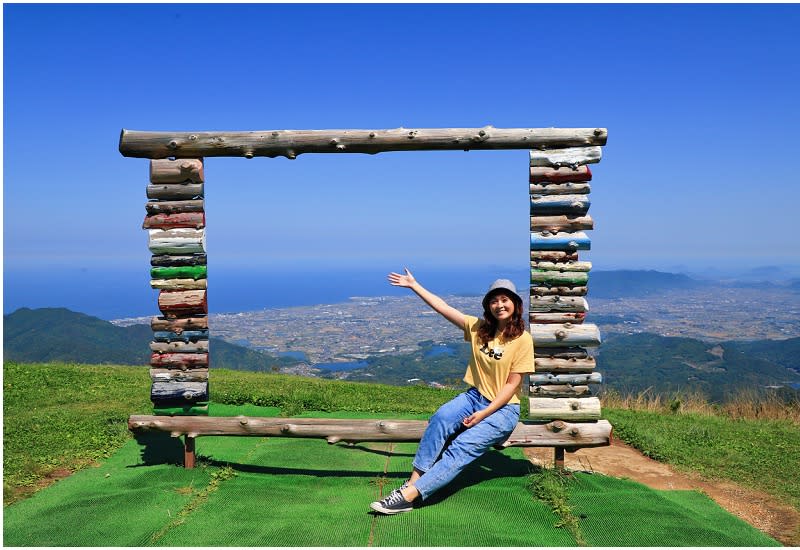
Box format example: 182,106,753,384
412,387,520,500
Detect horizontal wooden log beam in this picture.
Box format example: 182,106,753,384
531,323,601,347
530,250,579,262
530,165,592,183
153,329,209,343
127,415,611,448
528,397,601,421
531,270,589,286
530,312,587,324
530,295,588,313
531,215,594,232
531,195,590,216
150,352,209,368
151,278,207,291
530,385,591,397
158,290,208,318
151,266,207,280
535,347,590,359
531,231,590,251
119,127,608,159
151,368,209,382
149,229,206,255
531,261,592,272
143,212,205,230
151,316,208,332
530,286,588,296
534,357,596,372
150,340,209,354
531,372,602,385
151,254,207,267
147,183,204,201
145,200,205,214
151,381,208,403
530,182,591,195
150,159,204,183
530,146,602,168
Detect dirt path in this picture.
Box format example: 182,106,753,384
523,437,800,546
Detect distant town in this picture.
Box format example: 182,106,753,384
113,285,799,365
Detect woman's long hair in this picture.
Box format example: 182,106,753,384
477,291,526,344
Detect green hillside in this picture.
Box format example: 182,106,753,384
3,307,299,371
597,333,800,402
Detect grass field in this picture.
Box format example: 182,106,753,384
3,361,796,546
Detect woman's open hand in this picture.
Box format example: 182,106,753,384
388,268,417,288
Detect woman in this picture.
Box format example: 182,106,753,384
370,268,534,515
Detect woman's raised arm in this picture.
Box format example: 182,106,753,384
388,268,466,329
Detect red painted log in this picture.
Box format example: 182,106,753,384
150,352,209,368
145,200,205,214
530,165,592,184
151,316,208,332
143,212,205,230
150,158,204,183
158,290,207,318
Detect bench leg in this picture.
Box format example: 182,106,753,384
184,436,196,469
554,447,565,470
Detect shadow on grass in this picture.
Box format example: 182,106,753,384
129,431,185,467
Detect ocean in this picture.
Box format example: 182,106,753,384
3,265,528,320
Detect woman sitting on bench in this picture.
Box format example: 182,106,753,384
370,268,534,515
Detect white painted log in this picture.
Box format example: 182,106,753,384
529,182,591,195
530,295,588,313
148,228,206,255
528,397,601,421
531,372,602,385
531,261,592,272
532,323,601,347
530,270,589,286
530,385,591,397
120,127,608,159
150,368,209,382
530,146,602,168
534,357,596,373
151,278,208,290
150,340,209,354
530,194,591,213
127,415,611,448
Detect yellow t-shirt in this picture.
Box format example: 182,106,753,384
462,315,535,405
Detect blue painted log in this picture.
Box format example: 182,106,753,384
531,231,590,251
151,381,208,403
153,330,209,343
530,195,590,215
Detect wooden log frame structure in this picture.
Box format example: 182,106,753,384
120,126,610,469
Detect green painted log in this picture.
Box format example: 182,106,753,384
153,403,209,416
530,270,589,286
151,266,207,280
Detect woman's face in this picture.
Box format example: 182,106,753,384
488,293,515,322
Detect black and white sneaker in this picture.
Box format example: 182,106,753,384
370,489,413,515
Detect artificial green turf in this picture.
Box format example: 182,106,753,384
570,473,780,547
2,405,783,547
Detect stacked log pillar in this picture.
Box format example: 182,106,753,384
528,146,607,467
144,159,209,415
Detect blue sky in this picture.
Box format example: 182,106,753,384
4,4,800,314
